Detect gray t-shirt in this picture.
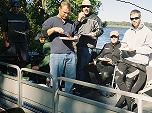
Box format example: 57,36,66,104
42,16,77,54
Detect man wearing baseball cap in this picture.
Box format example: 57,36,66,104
11,0,20,7
1,0,30,68
110,30,119,38
83,30,121,97
32,32,50,84
75,0,104,87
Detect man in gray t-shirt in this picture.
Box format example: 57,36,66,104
41,1,78,94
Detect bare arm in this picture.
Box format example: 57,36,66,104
2,32,10,47
47,27,65,36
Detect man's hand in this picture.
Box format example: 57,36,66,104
104,57,113,65
53,27,64,34
89,61,95,65
47,27,64,36
88,32,97,39
32,66,39,70
2,32,10,47
78,12,85,21
108,60,113,65
5,41,10,47
73,36,79,42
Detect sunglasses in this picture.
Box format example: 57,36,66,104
110,35,118,38
130,17,140,21
82,5,91,8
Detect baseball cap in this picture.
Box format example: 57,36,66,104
11,0,20,7
110,31,119,37
35,32,43,40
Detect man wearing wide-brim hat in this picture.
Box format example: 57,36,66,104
74,0,104,89
81,0,93,7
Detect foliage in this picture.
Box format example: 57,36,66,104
102,21,108,27
0,0,102,52
68,0,102,20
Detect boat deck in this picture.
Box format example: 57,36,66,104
1,61,152,113
79,88,152,113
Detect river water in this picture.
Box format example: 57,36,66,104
96,27,129,49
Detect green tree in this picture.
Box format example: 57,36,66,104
0,0,102,52
102,21,108,27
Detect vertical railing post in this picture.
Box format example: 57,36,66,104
52,78,58,113
138,97,143,113
17,66,22,108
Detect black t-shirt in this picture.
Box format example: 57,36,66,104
1,11,30,42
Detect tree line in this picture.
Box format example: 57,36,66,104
105,21,152,29
0,0,102,52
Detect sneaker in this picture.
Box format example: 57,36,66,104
131,103,137,111
83,90,100,99
129,101,137,112
99,90,115,98
128,98,137,111
73,87,91,97
115,100,127,108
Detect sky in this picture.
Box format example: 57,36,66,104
98,0,152,23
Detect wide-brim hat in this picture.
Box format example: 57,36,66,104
110,31,119,37
81,0,92,6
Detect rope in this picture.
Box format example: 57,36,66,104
116,0,152,14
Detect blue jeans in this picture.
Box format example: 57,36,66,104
77,47,92,81
50,52,76,94
10,42,29,62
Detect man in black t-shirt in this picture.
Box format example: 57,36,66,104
1,1,30,68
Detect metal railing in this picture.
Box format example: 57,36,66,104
1,61,152,113
0,61,21,107
20,68,54,113
54,77,152,113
